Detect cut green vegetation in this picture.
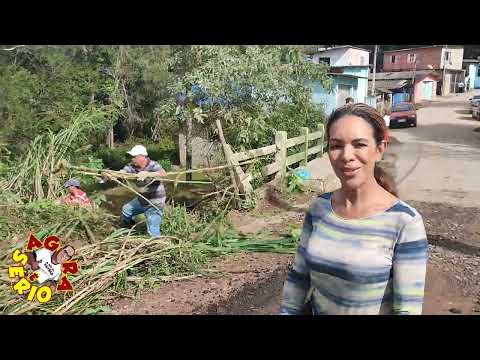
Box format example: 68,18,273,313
0,202,301,315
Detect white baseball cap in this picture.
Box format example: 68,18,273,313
127,145,148,157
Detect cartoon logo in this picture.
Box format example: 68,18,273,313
8,234,79,303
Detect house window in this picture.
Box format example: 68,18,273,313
477,66,480,77
444,51,451,62
408,53,416,63
391,55,397,64
318,57,330,65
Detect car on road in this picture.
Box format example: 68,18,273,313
469,95,480,113
472,99,480,120
389,102,417,128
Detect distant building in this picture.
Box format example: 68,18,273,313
305,46,370,114
462,59,480,90
382,45,464,96
368,70,441,104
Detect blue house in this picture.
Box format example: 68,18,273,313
463,59,480,90
305,46,370,115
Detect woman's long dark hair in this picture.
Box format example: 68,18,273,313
326,103,398,196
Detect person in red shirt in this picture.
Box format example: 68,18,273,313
382,114,390,147
383,124,390,146
61,178,93,207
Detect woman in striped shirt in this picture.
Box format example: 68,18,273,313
281,103,428,315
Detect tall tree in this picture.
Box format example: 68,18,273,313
156,45,332,151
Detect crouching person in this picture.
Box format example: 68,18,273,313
115,145,167,238
61,178,93,208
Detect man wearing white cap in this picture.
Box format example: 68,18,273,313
115,145,167,238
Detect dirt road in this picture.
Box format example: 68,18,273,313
389,90,480,206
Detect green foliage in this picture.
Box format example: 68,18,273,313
287,172,306,193
0,47,120,151
158,159,172,171
244,156,275,190
289,225,302,240
161,205,206,240
156,45,332,151
209,224,302,254
95,147,129,171
0,190,23,205
0,197,114,243
78,156,104,187
95,138,178,171
238,196,257,211
82,306,112,315
0,45,176,157
90,193,108,207
145,139,178,166
2,109,113,201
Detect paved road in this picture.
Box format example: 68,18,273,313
387,90,480,207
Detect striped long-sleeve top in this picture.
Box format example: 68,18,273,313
281,192,428,315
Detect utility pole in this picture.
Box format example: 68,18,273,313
411,59,417,102
371,45,378,96
442,45,448,96
453,72,457,94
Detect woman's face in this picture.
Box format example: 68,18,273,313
328,115,385,190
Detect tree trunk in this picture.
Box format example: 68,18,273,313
186,116,193,181
106,127,114,149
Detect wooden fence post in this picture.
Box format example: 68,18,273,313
274,131,287,183
215,119,240,197
299,127,309,166
318,123,325,158
226,145,253,194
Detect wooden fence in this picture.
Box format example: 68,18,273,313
226,124,326,194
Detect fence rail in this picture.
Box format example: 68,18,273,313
229,124,326,194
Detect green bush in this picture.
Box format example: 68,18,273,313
146,147,177,166
95,138,178,171
158,159,172,171
0,198,114,244
95,147,129,171
0,162,9,177
77,156,105,186
145,138,178,165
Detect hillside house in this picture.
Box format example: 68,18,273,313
368,70,441,104
383,46,465,96
306,46,370,115
463,59,480,90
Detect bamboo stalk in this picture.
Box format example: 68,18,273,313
67,160,256,178
76,169,212,185
109,177,163,214
80,219,97,244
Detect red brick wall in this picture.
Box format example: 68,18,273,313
383,47,443,71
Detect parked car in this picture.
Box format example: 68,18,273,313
472,99,480,120
469,95,480,114
389,102,417,128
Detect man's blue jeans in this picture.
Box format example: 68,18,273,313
121,197,164,237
